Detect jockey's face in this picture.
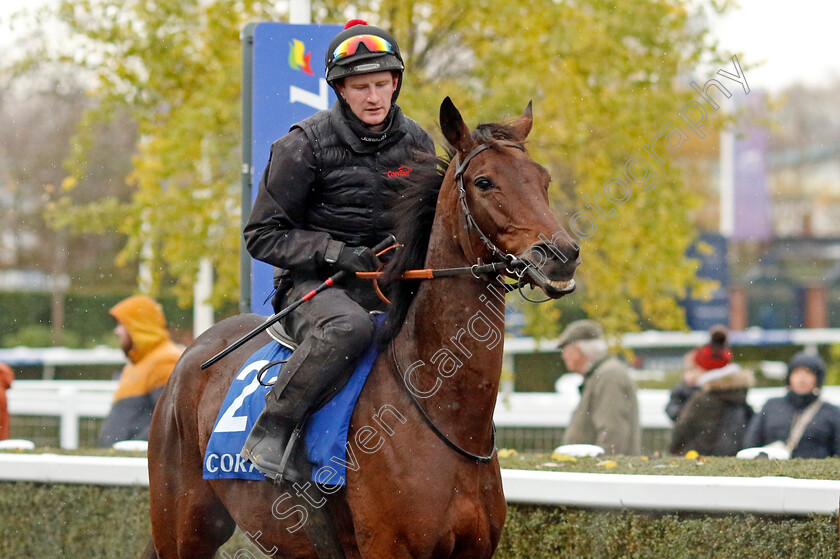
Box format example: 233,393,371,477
337,71,398,131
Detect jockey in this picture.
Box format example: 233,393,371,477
241,20,435,483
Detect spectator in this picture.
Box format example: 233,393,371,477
558,319,641,455
0,362,14,440
97,295,183,447
665,324,732,422
669,362,754,456
744,351,840,458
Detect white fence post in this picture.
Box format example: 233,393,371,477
58,385,79,450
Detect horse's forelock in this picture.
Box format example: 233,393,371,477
472,122,527,148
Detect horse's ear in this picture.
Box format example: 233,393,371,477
440,97,472,153
511,101,533,140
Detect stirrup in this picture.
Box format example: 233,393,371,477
275,424,303,483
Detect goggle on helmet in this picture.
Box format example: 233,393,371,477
325,24,405,99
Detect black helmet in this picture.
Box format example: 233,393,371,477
325,20,405,100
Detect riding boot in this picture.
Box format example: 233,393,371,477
241,337,346,484
240,397,306,484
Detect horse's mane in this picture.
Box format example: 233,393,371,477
378,148,448,346
378,121,526,346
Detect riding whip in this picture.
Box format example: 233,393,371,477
200,235,396,370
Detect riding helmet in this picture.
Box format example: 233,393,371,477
325,20,405,101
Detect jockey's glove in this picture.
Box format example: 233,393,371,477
333,244,381,274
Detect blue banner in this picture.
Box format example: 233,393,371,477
249,23,342,314
682,233,730,331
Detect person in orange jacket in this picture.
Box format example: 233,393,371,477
0,362,14,440
97,295,183,447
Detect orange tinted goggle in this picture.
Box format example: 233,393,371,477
332,34,395,62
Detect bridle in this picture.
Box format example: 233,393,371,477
454,142,532,279
357,140,556,293
454,141,555,303
390,140,550,465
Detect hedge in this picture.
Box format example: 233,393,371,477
1,454,839,558
1,481,837,558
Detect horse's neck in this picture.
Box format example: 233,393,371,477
393,214,505,445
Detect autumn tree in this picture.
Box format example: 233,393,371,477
36,1,283,307
12,0,732,336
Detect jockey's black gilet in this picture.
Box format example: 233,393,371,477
294,103,431,246
245,101,434,290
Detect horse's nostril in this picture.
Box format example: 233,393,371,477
534,241,578,265
528,241,580,279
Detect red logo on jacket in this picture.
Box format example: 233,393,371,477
387,166,413,178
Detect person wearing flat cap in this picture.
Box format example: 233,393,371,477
558,319,641,455
743,351,840,458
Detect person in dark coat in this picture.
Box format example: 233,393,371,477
744,352,840,458
669,364,754,456
666,324,732,422
240,20,435,483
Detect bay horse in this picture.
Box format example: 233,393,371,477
144,97,580,559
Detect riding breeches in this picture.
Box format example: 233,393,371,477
267,278,382,421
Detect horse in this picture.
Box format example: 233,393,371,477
144,97,580,559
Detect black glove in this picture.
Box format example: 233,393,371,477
333,245,381,274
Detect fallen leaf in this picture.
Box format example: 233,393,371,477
550,452,578,462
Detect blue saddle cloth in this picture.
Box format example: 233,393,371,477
203,325,380,484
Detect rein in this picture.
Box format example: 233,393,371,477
390,343,496,464
355,260,508,281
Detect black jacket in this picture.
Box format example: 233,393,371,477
744,392,840,458
669,366,755,456
244,101,434,283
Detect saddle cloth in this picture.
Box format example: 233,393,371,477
203,319,381,484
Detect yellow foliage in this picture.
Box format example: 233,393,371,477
61,176,78,191
39,0,733,318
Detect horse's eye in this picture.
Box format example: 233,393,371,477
474,176,496,191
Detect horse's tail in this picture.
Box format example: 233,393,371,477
140,538,159,559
